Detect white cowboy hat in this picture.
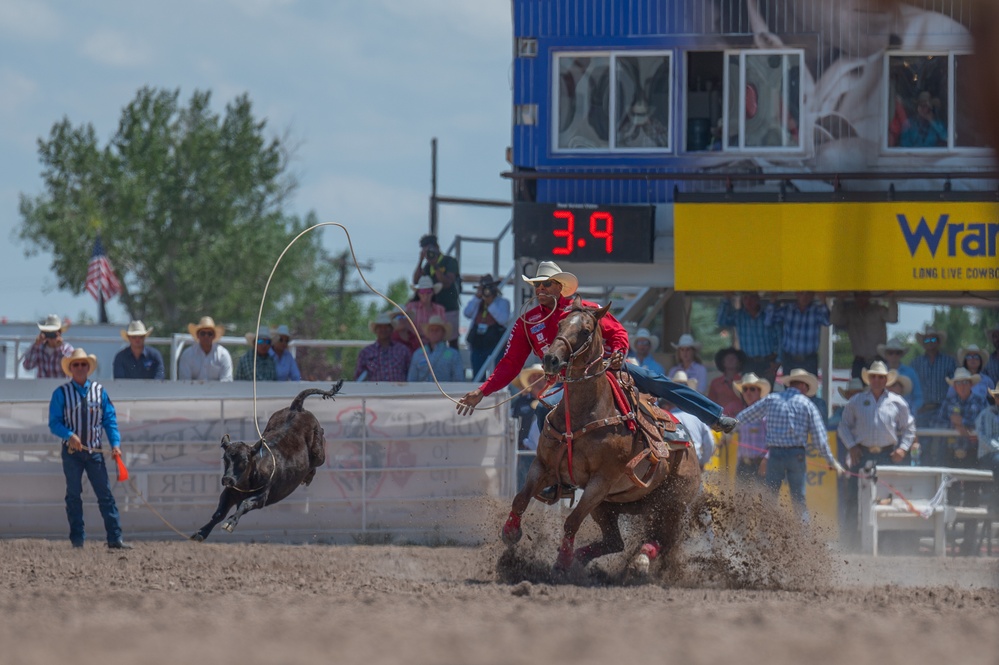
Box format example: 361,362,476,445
244,326,272,346
420,314,453,340
734,372,771,398
37,314,68,333
513,363,545,390
633,328,660,351
120,320,153,340
779,368,819,397
187,316,225,340
61,347,98,377
861,360,898,387
876,337,909,357
669,369,699,391
670,333,701,350
890,374,913,396
369,312,396,333
272,324,292,339
946,367,982,386
957,344,986,367
411,275,442,294
915,328,947,346
838,377,865,399
521,261,578,297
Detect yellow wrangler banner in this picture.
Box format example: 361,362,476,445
674,201,999,291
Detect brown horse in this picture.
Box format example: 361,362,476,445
501,296,703,573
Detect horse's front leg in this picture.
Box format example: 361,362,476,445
221,490,270,533
574,501,624,567
503,456,552,545
555,475,613,571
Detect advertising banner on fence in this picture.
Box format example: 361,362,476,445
674,201,999,292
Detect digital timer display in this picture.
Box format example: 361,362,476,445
513,203,655,263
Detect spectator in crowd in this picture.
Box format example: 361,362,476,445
662,370,715,469
828,377,864,431
831,292,898,379
48,348,130,549
731,372,770,487
890,373,913,400
667,334,708,395
975,387,999,512
717,292,780,383
406,276,446,346
935,368,987,467
878,337,923,416
629,328,665,375
413,234,461,349
408,315,464,382
235,326,277,381
355,312,411,382
23,314,74,378
984,326,999,385
113,320,164,379
270,324,301,382
838,360,916,548
736,367,844,522
950,344,996,399
463,274,511,378
912,328,957,428
178,316,233,382
708,347,747,416
390,312,422,354
899,91,947,148
509,363,547,489
766,292,830,377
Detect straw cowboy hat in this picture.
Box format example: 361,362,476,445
957,344,986,367
891,374,913,396
671,333,701,350
187,316,225,340
244,325,272,346
513,363,545,390
120,320,153,341
861,360,898,386
420,314,453,339
633,328,660,352
411,275,442,294
714,347,747,372
946,367,982,386
61,348,97,377
915,328,947,346
876,337,909,357
838,377,865,400
779,368,819,397
37,314,68,333
669,369,699,392
734,372,771,398
369,311,396,333
521,261,578,297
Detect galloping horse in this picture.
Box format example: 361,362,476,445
502,296,703,572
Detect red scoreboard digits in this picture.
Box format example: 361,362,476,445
514,203,654,263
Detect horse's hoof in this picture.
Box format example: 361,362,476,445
222,522,234,533
190,533,204,542
629,553,650,577
501,525,522,546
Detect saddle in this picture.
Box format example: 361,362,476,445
616,370,692,488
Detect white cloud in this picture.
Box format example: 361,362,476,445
0,67,37,114
0,0,64,41
80,29,152,68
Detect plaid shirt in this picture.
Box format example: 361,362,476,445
736,419,767,459
912,352,957,406
765,301,830,357
355,341,411,382
717,301,780,358
737,386,835,464
975,406,999,460
234,350,277,381
22,341,74,378
934,391,987,430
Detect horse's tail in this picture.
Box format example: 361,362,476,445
290,380,344,412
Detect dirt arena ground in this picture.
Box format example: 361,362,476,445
2,497,998,665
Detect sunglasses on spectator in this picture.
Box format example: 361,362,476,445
256,338,271,345
743,386,761,393
43,331,59,339
923,336,939,343
276,337,290,344
885,349,903,355
198,330,215,338
418,289,434,296
70,362,90,369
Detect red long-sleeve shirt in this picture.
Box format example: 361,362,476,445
479,296,630,396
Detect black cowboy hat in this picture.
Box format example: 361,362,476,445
714,346,747,372
478,274,502,288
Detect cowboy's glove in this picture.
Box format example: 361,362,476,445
832,460,847,478
608,350,624,371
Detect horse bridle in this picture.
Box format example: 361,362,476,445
549,309,611,383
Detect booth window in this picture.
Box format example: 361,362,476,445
886,53,987,150
554,52,671,152
722,50,803,151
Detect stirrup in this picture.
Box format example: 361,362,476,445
537,483,577,504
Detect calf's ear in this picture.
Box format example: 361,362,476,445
220,433,231,449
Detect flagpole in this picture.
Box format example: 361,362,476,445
98,292,109,324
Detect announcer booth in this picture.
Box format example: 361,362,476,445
508,0,999,525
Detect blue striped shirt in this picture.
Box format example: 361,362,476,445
737,386,835,464
716,300,780,358
912,352,957,406
48,379,120,450
765,301,830,356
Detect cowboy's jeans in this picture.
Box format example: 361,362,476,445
62,447,122,546
622,363,723,426
764,447,810,523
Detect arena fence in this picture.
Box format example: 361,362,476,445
0,381,515,545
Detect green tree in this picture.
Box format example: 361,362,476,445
17,87,328,335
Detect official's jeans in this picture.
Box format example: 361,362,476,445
764,447,809,522
622,363,723,426
62,446,122,545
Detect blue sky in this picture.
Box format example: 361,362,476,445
0,0,514,325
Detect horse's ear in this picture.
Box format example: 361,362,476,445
572,294,582,309
220,434,231,448
595,301,612,320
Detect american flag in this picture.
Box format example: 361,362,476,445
85,235,122,302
